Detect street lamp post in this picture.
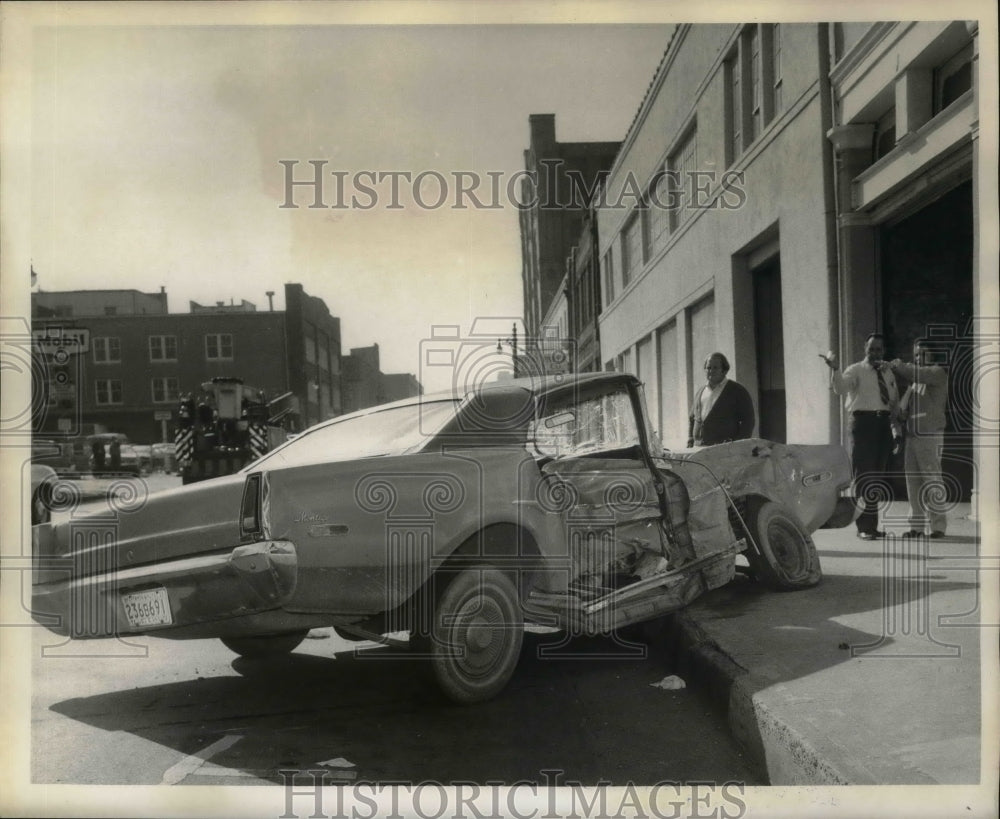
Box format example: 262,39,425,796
496,323,518,378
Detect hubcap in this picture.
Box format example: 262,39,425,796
768,520,806,575
453,595,507,675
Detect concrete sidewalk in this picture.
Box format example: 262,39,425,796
663,501,989,786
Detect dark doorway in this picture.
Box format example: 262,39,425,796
881,180,974,501
753,259,786,443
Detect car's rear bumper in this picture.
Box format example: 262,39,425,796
32,540,298,638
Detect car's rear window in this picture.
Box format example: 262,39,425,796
249,400,459,470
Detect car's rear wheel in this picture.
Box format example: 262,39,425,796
221,630,309,658
412,567,524,704
744,499,822,590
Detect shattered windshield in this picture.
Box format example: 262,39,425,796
529,388,641,459
248,400,459,469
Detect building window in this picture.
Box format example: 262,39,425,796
603,249,616,305
725,52,742,165
104,306,118,316
669,127,697,231
621,212,643,287
93,336,121,364
934,41,973,114
646,169,672,254
205,333,233,360
749,26,762,140
726,24,780,164
304,322,317,364
149,335,177,362
95,379,123,405
319,331,330,374
616,349,634,376
772,23,783,114
151,377,179,404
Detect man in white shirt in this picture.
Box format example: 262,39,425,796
824,333,900,540
890,340,950,538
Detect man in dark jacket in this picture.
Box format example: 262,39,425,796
688,353,756,446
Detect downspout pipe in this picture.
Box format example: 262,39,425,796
818,23,842,447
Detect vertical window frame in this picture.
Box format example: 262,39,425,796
93,336,121,364
95,378,123,406
151,376,180,404
668,125,698,232
205,333,234,361
148,335,177,363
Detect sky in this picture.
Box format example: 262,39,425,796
24,11,674,392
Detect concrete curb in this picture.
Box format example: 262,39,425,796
661,610,857,785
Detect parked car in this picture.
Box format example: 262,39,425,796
31,438,77,476
30,464,57,525
31,373,854,702
131,444,153,475
151,442,177,473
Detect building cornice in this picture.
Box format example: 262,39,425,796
829,22,900,88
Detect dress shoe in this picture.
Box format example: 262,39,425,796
901,530,925,538
929,530,946,539
857,530,885,540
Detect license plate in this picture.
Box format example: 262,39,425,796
121,587,172,628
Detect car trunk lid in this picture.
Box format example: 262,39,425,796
33,473,246,585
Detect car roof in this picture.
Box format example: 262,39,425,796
294,372,639,441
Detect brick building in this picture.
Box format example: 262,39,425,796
31,282,342,443
341,344,422,414
518,114,620,367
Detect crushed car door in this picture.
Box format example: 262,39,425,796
525,383,740,633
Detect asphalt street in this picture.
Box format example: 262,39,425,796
31,625,760,787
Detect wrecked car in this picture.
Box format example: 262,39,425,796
31,373,853,703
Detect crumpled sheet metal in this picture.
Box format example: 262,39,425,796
542,458,736,582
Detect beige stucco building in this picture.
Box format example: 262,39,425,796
595,21,983,503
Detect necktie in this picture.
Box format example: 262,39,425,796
876,367,890,408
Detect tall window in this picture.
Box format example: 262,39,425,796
669,127,698,231
749,26,762,140
205,333,233,360
151,377,179,403
616,349,635,376
621,212,644,287
304,323,317,363
726,24,781,164
647,169,672,253
93,337,121,364
657,321,680,445
772,24,783,113
95,379,123,405
603,249,616,305
726,53,742,165
149,335,177,362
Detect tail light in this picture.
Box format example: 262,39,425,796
240,473,264,540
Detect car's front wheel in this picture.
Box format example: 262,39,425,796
221,630,309,658
744,499,822,590
412,567,524,704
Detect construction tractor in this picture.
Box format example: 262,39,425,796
174,377,291,484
